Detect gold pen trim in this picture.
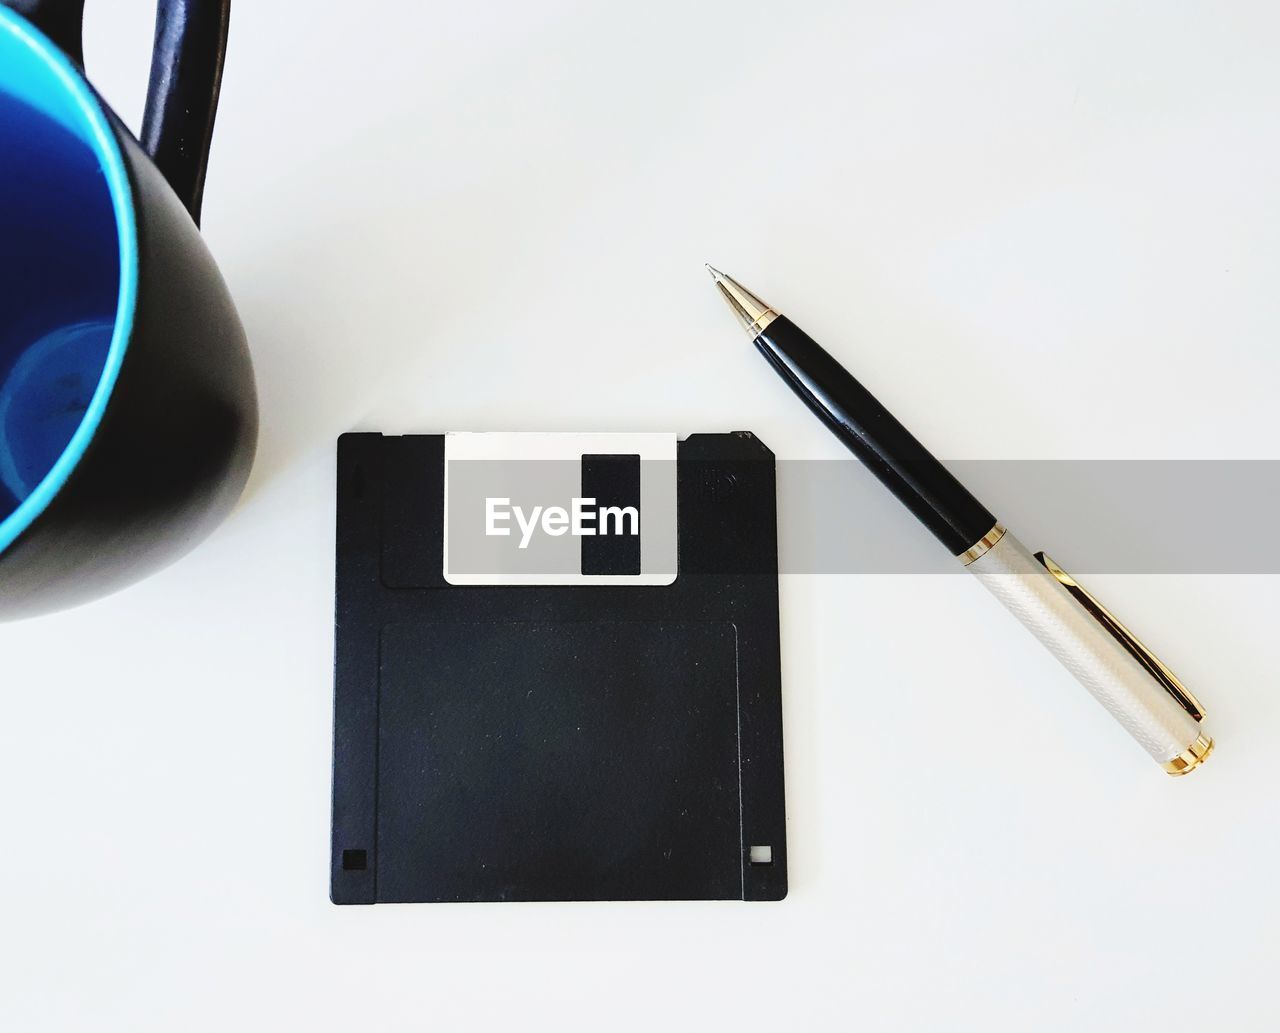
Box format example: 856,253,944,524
959,523,1006,565
1164,734,1214,776
1034,552,1207,724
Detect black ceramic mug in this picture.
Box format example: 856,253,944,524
0,0,257,620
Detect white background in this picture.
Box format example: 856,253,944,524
3,1,1279,1029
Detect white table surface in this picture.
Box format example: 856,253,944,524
4,1,1279,1029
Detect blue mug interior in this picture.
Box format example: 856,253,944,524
0,10,136,555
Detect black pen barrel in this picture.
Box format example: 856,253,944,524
754,315,996,555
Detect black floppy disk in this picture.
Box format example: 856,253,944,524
331,431,787,903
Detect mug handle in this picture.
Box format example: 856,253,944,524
5,0,230,226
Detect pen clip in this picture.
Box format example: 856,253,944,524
1034,552,1205,722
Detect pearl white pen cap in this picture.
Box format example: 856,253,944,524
961,525,1212,774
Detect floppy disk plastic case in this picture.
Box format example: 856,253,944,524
331,431,787,903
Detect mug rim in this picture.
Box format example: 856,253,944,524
0,9,139,558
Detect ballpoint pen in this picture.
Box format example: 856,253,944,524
708,265,1213,775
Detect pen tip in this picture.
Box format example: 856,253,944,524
705,266,778,336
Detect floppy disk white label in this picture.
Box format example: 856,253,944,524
442,432,678,586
